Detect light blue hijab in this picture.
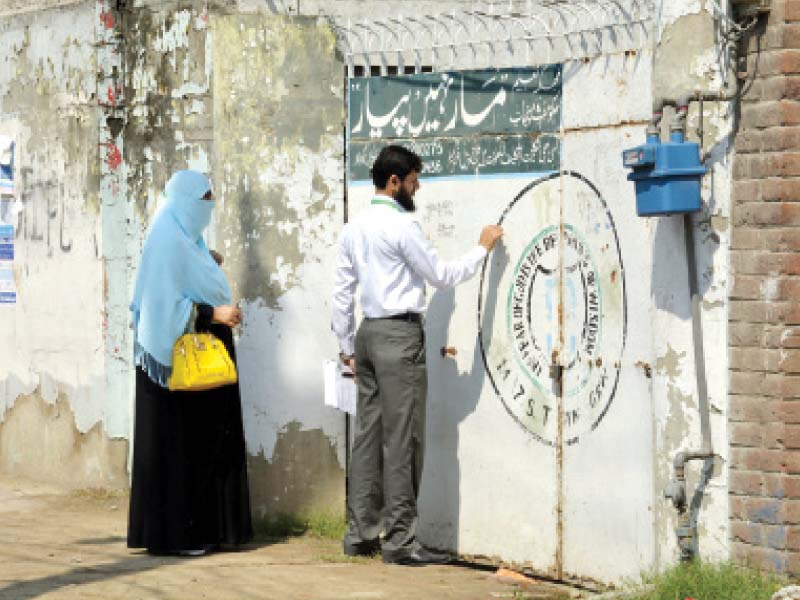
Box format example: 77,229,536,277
130,170,232,384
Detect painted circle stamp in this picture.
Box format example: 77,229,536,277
479,171,626,445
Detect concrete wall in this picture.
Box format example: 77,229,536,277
0,1,128,488
0,0,747,584
0,1,348,516
343,0,734,585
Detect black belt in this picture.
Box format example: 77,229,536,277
371,312,422,323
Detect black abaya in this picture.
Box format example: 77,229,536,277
127,308,253,553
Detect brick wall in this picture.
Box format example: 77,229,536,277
730,0,800,574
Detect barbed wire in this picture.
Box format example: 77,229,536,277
331,0,656,75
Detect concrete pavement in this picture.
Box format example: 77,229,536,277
0,476,579,600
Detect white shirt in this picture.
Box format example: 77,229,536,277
332,195,487,356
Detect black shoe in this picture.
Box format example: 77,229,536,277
343,539,381,557
382,546,452,566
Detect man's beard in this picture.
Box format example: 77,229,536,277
393,186,416,212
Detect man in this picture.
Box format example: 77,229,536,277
332,145,503,566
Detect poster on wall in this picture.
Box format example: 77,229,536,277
0,224,14,304
0,135,13,195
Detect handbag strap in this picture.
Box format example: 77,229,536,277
183,304,198,335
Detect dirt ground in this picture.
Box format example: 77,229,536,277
0,475,583,600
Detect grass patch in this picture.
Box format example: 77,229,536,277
628,561,787,600
253,511,347,542
317,552,379,565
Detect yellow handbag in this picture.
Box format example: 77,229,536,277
168,333,238,392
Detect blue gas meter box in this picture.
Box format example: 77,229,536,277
623,132,707,216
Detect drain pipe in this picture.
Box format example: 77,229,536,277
664,208,716,561
662,100,717,563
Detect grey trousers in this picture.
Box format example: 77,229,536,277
344,317,427,555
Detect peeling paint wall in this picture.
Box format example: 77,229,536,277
116,5,348,515
650,3,733,570
0,0,736,584
341,0,732,586
211,13,346,516
0,1,127,487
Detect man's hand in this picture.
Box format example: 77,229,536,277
213,305,242,327
210,250,224,265
339,352,356,381
479,225,504,252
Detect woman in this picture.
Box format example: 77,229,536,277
127,170,253,556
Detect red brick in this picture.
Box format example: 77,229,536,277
729,323,768,347
768,153,800,177
746,496,784,522
733,203,800,227
769,400,800,425
787,552,800,577
782,476,800,498
732,180,761,204
732,421,767,446
732,542,786,572
729,300,791,323
732,521,764,545
788,0,800,22
781,351,800,374
783,499,800,524
730,495,747,517
787,425,800,449
760,179,800,202
734,154,760,179
781,328,800,348
762,128,800,152
767,378,800,400
766,423,786,448
769,229,800,252
767,326,792,348
732,251,800,276
731,275,763,300
731,371,768,395
786,24,800,46
731,447,785,473
786,451,800,474
730,396,774,422
789,526,800,552
777,279,800,300
749,50,800,75
766,473,790,498
734,129,763,153
741,102,800,128
731,470,766,496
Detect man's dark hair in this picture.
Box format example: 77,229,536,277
371,145,423,188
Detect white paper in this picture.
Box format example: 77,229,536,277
323,359,357,415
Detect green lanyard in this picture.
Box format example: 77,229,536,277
371,197,403,212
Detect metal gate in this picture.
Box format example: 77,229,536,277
345,55,656,582
339,0,662,581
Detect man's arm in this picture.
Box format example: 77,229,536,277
331,226,357,357
401,220,503,289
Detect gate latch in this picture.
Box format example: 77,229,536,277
549,356,564,395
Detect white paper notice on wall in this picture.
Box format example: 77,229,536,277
323,359,357,415
0,224,14,304
0,264,15,305
0,135,13,195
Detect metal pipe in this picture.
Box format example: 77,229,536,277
663,213,716,562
